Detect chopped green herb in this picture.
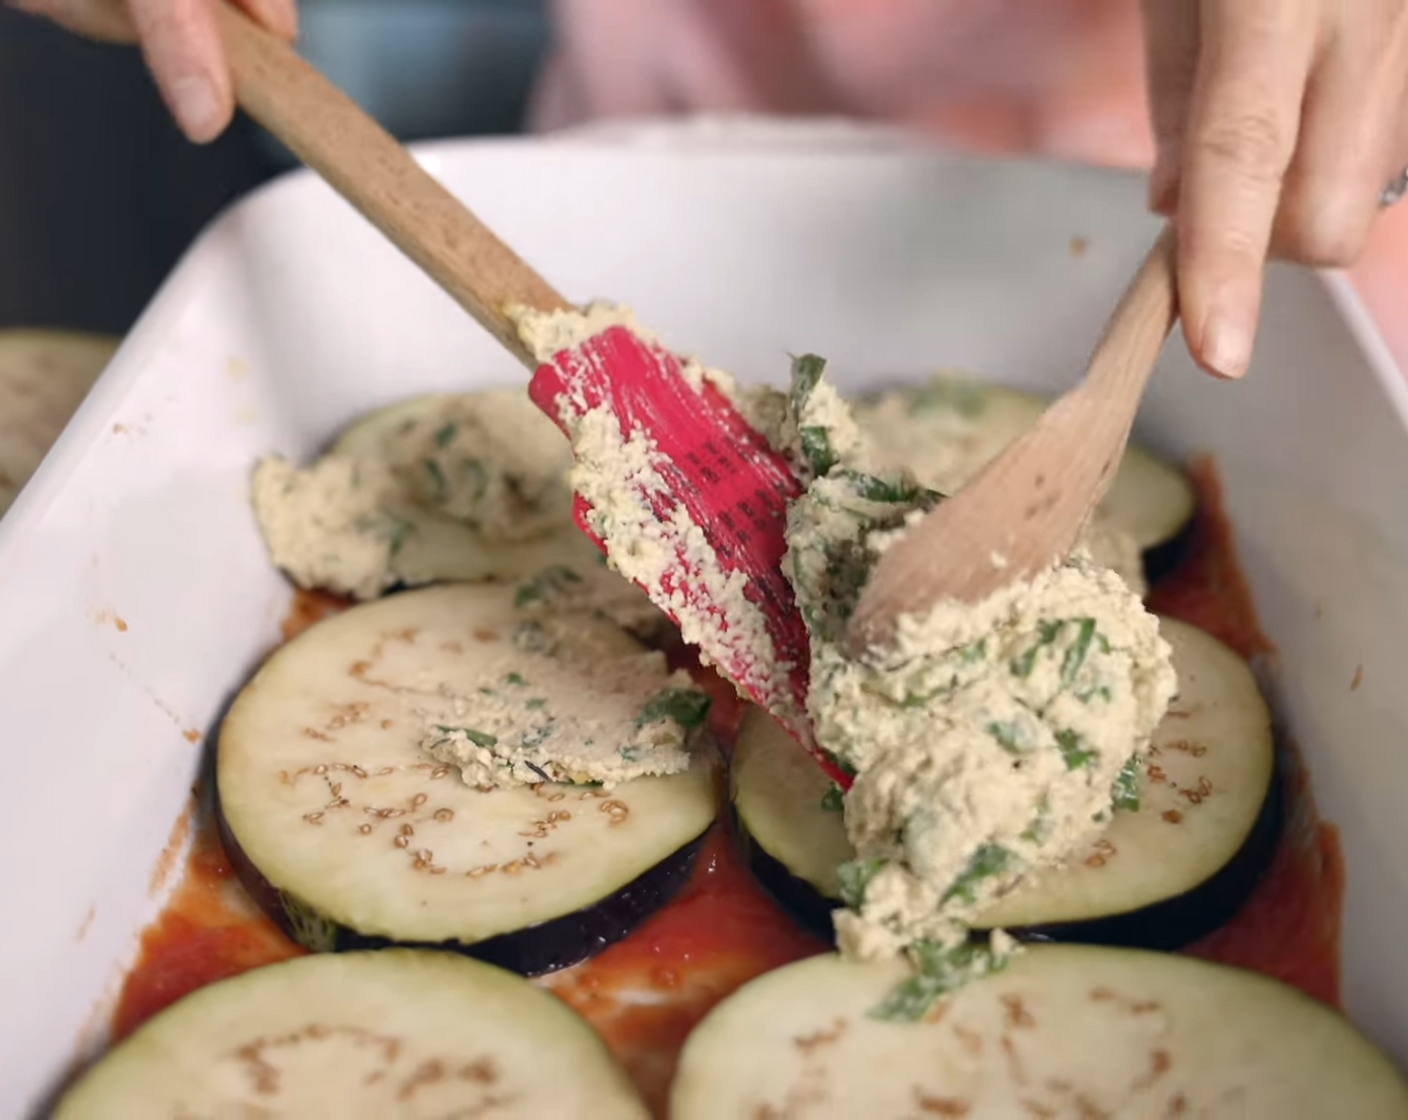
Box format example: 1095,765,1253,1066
835,857,885,908
514,564,583,608
986,720,1029,754
513,621,552,653
505,672,528,686
960,638,989,665
433,422,458,448
436,726,497,748
423,458,449,502
636,688,711,729
477,687,496,697
1112,756,1142,811
618,745,641,762
820,784,845,813
1076,685,1114,705
912,376,988,420
526,698,548,711
788,353,827,414
520,723,555,749
835,469,933,506
1010,621,1065,678
1060,618,1098,688
1056,728,1098,770
459,459,488,502
869,940,1010,1022
799,426,839,475
942,843,1014,905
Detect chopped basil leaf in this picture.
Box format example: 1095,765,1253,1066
520,723,554,748
423,458,449,502
1010,621,1064,678
514,564,583,608
1112,755,1142,811
433,422,458,449
788,353,827,414
820,784,845,812
525,698,548,711
835,857,885,908
987,720,1029,754
960,638,988,665
636,687,711,729
869,940,1009,1022
1056,728,1098,770
505,672,528,686
436,726,497,748
1060,618,1098,688
799,425,840,475
942,843,1014,905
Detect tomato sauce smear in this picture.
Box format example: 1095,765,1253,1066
111,454,1344,1116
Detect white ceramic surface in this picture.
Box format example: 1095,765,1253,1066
1,121,1405,1117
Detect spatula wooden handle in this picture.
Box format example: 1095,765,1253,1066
215,2,569,368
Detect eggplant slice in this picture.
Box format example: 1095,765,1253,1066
671,946,1408,1119
733,618,1279,948
217,583,720,975
852,372,1195,550
54,950,648,1119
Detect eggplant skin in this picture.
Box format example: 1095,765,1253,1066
216,801,709,976
735,760,1284,953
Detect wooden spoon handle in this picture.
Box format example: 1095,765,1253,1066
214,2,569,368
1077,223,1179,421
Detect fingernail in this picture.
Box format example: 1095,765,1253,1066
168,75,223,143
1200,308,1253,380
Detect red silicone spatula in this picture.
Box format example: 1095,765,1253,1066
214,4,839,781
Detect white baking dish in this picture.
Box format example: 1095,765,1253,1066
2,120,1406,1117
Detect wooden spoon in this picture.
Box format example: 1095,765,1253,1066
213,4,834,775
848,225,1180,653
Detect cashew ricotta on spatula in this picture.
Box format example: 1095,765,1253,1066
777,355,1178,1019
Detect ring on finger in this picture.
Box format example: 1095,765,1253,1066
1381,165,1408,208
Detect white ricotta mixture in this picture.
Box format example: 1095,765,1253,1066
782,356,1176,1015
250,454,402,601
419,587,708,790
250,391,620,603
854,372,1148,595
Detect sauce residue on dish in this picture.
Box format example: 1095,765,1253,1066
1148,457,1345,1007
109,455,1344,1115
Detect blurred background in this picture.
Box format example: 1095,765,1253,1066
0,0,551,334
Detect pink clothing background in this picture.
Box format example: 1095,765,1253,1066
530,0,1406,368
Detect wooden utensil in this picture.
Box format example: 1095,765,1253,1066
848,225,1180,653
213,4,835,776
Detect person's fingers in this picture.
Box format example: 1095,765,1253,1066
232,0,296,42
129,0,233,143
5,0,135,42
1273,12,1408,266
1141,0,1200,214
1176,0,1317,379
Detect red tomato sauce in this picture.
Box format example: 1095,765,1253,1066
109,454,1345,1114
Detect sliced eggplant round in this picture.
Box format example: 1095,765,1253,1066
670,945,1408,1119
54,950,648,1119
216,583,721,975
853,373,1195,550
733,618,1278,948
0,328,119,517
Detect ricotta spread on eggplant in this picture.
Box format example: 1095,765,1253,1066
418,575,709,790
782,356,1177,1016
250,391,587,599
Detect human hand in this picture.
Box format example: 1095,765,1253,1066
7,0,298,143
1142,0,1408,379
